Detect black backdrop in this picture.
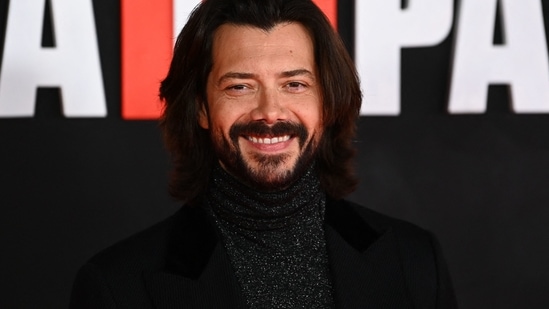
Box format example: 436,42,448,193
1,0,549,308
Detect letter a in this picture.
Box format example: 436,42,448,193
0,0,106,117
449,0,549,113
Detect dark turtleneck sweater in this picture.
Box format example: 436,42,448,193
203,164,335,308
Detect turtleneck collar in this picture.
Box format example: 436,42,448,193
202,162,335,308
204,162,326,231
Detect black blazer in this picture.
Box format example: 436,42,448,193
70,199,457,308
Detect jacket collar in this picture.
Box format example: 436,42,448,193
325,199,414,308
144,205,246,308
144,199,412,308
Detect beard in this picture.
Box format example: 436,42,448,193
210,121,319,191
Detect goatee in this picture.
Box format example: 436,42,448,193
211,121,318,191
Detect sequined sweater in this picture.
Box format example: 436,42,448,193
204,164,335,308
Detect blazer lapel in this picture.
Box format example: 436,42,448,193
144,199,416,308
144,205,246,309
325,200,414,309
145,244,245,308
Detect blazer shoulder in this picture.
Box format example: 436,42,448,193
331,199,458,308
329,198,432,239
70,210,182,309
86,208,183,274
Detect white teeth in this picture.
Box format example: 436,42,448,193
248,135,290,144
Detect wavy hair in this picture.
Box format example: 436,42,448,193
159,0,362,203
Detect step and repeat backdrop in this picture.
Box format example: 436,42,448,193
1,0,549,308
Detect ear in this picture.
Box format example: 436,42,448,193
198,103,209,129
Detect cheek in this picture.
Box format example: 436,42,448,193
297,105,323,132
294,94,323,127
211,104,251,132
306,112,324,144
210,112,239,138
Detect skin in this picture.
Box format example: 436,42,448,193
199,22,323,190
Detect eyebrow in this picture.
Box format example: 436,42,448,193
217,72,256,86
216,69,315,86
279,69,315,79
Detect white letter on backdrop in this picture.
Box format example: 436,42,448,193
0,0,106,117
173,0,202,43
355,0,453,115
449,0,549,113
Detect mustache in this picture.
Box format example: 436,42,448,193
229,121,308,148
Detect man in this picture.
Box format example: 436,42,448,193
70,0,457,308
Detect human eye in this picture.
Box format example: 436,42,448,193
229,84,248,90
224,84,251,95
285,81,308,93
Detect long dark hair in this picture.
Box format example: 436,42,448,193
159,0,362,203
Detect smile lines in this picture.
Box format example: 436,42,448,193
247,135,291,144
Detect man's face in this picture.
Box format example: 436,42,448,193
199,22,323,190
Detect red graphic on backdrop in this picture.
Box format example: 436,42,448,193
120,0,338,120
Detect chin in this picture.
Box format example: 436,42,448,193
243,163,297,190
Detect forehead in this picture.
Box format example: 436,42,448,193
210,22,316,74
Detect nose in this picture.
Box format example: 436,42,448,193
250,88,288,124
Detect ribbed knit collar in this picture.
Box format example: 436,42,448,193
203,162,334,308
204,162,326,232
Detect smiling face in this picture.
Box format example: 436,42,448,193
199,22,323,190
